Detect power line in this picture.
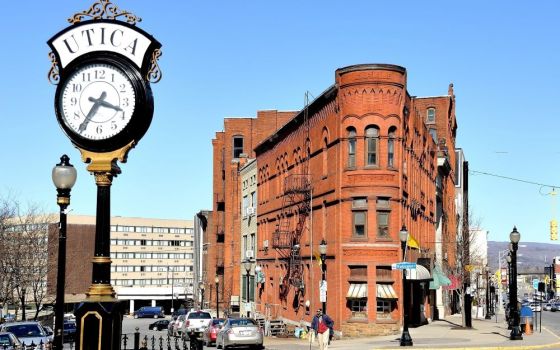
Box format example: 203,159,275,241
469,169,559,189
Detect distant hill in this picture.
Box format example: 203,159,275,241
488,241,560,273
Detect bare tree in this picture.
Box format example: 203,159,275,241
0,195,55,320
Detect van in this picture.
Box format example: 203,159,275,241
134,306,164,319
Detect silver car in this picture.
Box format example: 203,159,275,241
0,321,51,348
216,318,263,350
0,332,23,350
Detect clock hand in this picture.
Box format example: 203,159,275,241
78,91,107,132
88,96,123,112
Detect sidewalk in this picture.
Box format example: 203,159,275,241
263,312,560,350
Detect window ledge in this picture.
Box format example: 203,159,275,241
375,318,397,324
364,165,380,170
347,317,369,323
350,237,369,242
376,237,392,242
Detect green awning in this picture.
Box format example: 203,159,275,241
429,266,452,290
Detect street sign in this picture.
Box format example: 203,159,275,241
392,262,417,270
533,278,539,290
319,280,327,302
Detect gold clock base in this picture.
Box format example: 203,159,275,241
77,141,136,177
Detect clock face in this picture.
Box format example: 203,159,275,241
59,62,136,140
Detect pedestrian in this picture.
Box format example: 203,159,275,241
311,309,334,350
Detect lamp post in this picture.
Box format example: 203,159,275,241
319,239,327,314
485,266,491,319
199,281,205,310
215,276,220,318
52,155,77,350
243,259,252,317
399,226,413,347
509,227,522,340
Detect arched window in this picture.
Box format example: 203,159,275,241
322,137,328,177
347,127,357,168
365,126,379,166
388,126,396,168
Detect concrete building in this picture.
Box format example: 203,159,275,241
240,158,258,316
47,215,194,314
209,64,461,336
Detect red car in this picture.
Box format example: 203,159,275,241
203,318,225,347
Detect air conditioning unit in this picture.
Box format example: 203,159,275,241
245,250,254,259
263,240,269,248
246,206,255,216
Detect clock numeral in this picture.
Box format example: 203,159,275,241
72,84,82,93
122,98,129,107
111,121,118,130
70,97,78,106
111,73,115,83
82,72,91,82
119,83,126,93
95,70,106,80
73,111,80,120
96,125,103,134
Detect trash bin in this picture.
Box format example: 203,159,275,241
520,306,533,334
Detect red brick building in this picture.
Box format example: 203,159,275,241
210,64,458,336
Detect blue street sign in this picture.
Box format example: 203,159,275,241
533,278,539,290
393,262,417,270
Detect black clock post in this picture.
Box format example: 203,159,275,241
48,1,162,349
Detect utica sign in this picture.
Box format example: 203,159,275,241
49,20,156,70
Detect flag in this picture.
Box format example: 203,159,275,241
314,252,322,265
407,234,420,249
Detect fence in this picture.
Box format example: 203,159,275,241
2,330,193,350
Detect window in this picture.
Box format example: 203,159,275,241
322,137,328,177
233,136,244,158
427,108,435,123
352,198,367,238
376,197,390,239
242,195,249,217
346,282,368,318
365,126,379,166
347,127,356,168
429,128,437,143
251,191,256,208
388,127,396,168
376,265,397,319
376,300,392,319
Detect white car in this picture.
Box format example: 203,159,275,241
529,302,542,312
180,311,212,340
0,321,51,348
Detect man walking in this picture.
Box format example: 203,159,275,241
311,309,334,350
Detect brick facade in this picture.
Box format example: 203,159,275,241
210,64,458,336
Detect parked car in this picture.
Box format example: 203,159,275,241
551,303,560,312
63,320,77,342
180,311,212,340
172,308,188,317
529,302,542,312
216,318,263,350
1,314,16,323
202,318,225,347
149,319,170,331
544,303,552,311
0,332,23,350
133,306,164,319
0,321,51,347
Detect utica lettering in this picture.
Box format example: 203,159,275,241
50,22,152,69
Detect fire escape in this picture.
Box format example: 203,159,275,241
272,93,312,302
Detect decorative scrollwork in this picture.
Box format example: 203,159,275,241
47,52,60,85
146,48,163,83
68,0,142,25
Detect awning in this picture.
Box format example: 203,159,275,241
407,264,432,281
377,284,398,300
346,283,368,299
430,266,452,290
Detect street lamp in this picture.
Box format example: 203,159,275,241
52,154,77,350
485,266,491,319
509,227,522,340
243,259,252,317
199,281,205,310
399,225,413,347
215,275,220,318
319,239,327,314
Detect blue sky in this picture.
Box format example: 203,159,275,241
1,1,559,243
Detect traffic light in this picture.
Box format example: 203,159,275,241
551,219,558,240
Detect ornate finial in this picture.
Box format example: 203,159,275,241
68,0,142,25
146,48,163,83
47,52,60,85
